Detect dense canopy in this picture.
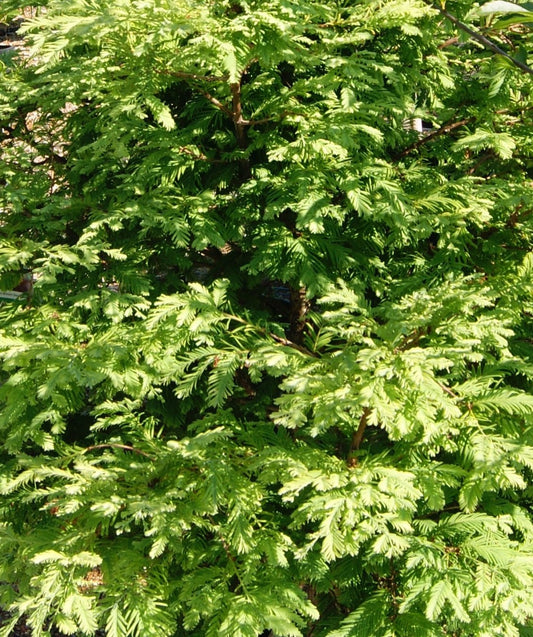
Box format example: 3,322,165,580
1,0,533,635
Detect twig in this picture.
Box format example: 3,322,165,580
466,150,494,175
436,6,533,75
394,328,424,352
153,67,233,116
83,443,154,460
156,67,292,127
209,516,251,597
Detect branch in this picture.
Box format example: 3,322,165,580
436,6,533,75
241,115,275,126
397,116,474,158
154,69,228,82
223,312,319,358
288,285,310,345
230,81,247,148
178,146,227,164
348,407,371,465
397,104,533,159
153,67,233,116
209,516,251,597
437,382,459,399
155,67,293,127
438,36,459,49
195,86,233,117
230,81,251,179
83,443,154,460
269,331,320,358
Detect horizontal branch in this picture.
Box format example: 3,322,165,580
241,115,275,126
154,68,228,82
178,146,227,163
83,443,154,460
239,110,298,127
438,36,459,49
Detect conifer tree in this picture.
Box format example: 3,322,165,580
1,1,533,635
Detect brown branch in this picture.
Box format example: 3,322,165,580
230,80,251,179
195,86,233,117
288,285,310,345
394,328,425,353
438,382,459,399
466,150,495,175
506,204,533,228
269,331,319,358
155,67,296,129
241,115,275,126
153,67,233,117
230,81,247,148
222,312,319,357
398,105,533,160
397,116,474,158
436,6,533,75
348,407,371,465
178,146,227,164
83,443,154,460
154,69,228,82
209,517,250,596
438,36,459,49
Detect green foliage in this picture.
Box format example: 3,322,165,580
1,0,533,635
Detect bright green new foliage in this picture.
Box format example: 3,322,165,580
1,0,533,635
